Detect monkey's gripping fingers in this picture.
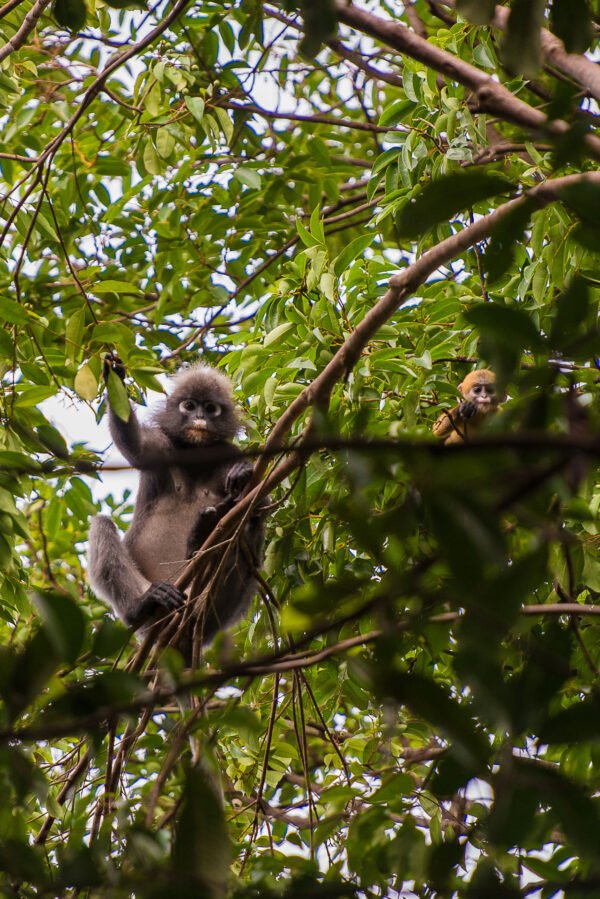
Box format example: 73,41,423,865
458,400,477,420
225,460,253,498
186,502,233,556
102,353,126,383
125,581,185,629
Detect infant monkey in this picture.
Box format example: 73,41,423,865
88,358,265,660
433,369,501,445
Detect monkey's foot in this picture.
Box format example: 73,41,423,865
226,460,253,498
126,581,185,629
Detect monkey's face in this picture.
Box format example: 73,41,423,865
161,393,237,445
461,379,497,413
178,396,228,444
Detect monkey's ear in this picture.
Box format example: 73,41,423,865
457,380,465,395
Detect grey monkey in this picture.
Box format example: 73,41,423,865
88,358,265,657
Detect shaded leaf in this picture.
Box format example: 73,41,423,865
173,768,231,896
53,0,86,30
106,369,131,422
502,0,545,77
395,171,515,239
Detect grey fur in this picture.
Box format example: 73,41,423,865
87,363,265,658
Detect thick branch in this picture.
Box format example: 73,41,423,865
0,0,51,64
0,0,27,21
489,4,600,104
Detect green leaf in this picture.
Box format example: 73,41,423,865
425,491,506,587
106,369,131,422
540,696,600,744
13,386,56,407
484,199,535,283
376,670,490,771
234,167,261,190
92,280,142,295
334,234,375,276
213,107,234,144
560,181,600,227
66,307,85,361
296,217,319,247
465,302,546,352
395,171,515,239
185,96,205,124
143,140,162,176
173,768,231,893
33,591,86,666
263,322,294,346
74,363,98,401
299,0,337,58
457,0,496,24
0,297,30,325
549,275,590,349
35,425,69,459
155,127,175,158
502,0,545,77
550,0,593,53
53,0,86,30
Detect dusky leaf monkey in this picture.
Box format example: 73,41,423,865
88,357,265,658
432,369,502,445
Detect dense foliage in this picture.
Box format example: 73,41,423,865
0,0,600,895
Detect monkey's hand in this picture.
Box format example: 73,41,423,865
103,353,126,383
458,400,478,420
125,581,185,629
225,460,253,499
186,501,233,557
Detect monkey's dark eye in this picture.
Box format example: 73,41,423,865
473,386,482,394
203,401,222,416
179,400,197,413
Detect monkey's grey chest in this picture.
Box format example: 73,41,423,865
171,470,218,501
128,471,225,583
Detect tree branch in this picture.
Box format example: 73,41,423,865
0,0,51,64
488,3,600,104
335,1,600,162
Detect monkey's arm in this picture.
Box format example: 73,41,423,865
104,356,169,468
432,405,463,440
107,405,170,468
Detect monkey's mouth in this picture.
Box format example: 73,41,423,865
183,423,215,444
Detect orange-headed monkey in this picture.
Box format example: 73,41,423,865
433,369,501,445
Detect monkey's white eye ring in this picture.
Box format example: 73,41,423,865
180,400,197,413
203,401,222,416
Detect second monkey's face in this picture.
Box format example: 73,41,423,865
460,377,497,413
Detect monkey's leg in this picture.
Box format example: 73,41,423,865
88,516,185,629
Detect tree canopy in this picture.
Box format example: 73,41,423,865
0,0,600,896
